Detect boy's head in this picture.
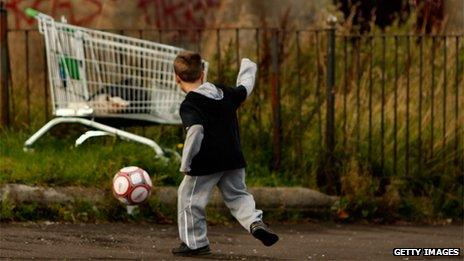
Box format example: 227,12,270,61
174,51,204,92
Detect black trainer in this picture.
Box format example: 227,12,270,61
250,221,279,247
171,242,212,256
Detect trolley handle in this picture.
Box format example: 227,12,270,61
25,8,39,18
24,8,53,34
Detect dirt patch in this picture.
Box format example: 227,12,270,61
0,222,462,260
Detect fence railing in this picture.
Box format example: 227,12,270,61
1,9,462,194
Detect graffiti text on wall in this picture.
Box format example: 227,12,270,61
6,0,104,29
6,0,221,29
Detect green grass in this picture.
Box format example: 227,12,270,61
0,126,293,188
0,128,182,187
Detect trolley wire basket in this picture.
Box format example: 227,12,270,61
23,8,208,157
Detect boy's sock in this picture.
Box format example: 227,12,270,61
250,221,279,247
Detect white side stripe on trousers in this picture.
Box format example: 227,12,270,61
184,210,189,247
185,177,198,249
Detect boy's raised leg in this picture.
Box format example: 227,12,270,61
217,168,278,246
217,168,263,231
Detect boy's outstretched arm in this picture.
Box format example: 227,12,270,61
236,58,257,97
179,125,204,173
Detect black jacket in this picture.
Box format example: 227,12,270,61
179,84,247,176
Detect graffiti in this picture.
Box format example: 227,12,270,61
6,0,104,29
137,0,221,28
5,0,221,29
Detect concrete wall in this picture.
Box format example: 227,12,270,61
5,0,222,29
5,0,330,30
5,0,462,31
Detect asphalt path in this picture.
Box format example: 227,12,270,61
0,222,462,260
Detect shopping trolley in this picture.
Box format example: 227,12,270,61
23,9,208,157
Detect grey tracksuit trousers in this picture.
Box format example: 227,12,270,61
177,168,263,249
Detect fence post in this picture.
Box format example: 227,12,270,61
325,15,337,194
0,2,10,129
270,29,282,171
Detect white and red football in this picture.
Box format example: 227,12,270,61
112,166,152,205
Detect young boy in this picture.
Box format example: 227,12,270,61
171,51,279,256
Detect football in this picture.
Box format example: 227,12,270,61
112,166,152,205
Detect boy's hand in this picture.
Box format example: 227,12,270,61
236,58,257,96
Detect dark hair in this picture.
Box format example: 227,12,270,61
173,51,203,82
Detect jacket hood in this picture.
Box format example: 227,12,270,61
192,82,224,100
